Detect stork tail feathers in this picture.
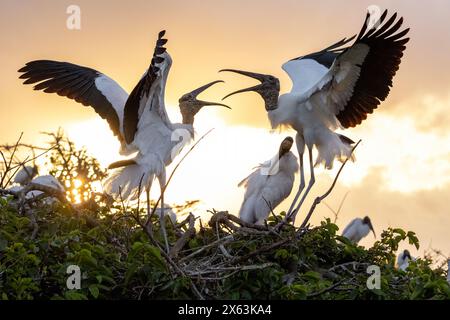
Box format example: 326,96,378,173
103,164,153,201
314,132,356,169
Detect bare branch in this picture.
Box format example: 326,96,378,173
299,140,361,230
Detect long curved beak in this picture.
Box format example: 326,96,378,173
190,80,231,109
219,69,267,100
369,222,376,238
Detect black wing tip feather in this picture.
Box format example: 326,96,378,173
360,9,409,41
337,9,410,128
123,30,169,144
17,59,123,141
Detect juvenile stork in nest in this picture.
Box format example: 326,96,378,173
220,10,409,222
19,31,229,250
238,137,298,225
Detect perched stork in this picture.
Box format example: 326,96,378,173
397,249,415,271
221,10,409,221
341,216,376,244
13,165,38,186
18,31,229,251
238,136,298,225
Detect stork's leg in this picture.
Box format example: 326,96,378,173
291,146,315,222
146,189,151,219
145,177,154,220
158,174,170,253
286,154,305,219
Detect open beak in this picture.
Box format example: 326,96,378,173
190,80,231,109
219,69,268,100
279,137,294,159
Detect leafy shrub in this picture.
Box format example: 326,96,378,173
0,134,449,300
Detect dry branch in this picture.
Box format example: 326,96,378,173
298,140,361,230
170,213,196,259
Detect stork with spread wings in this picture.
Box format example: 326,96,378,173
19,31,230,251
221,10,409,221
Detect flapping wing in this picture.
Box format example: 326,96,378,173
284,10,409,128
18,60,128,142
122,30,172,144
282,36,356,95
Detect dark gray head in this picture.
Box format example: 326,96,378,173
279,137,294,159
403,249,412,260
179,80,230,124
362,216,376,238
220,69,280,111
25,165,38,178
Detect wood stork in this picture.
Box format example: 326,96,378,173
220,10,409,222
341,216,376,244
18,30,229,251
238,136,298,225
8,174,65,200
13,165,38,186
397,249,415,271
447,259,450,284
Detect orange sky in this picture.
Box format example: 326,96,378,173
1,0,449,259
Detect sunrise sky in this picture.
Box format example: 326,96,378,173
1,0,449,258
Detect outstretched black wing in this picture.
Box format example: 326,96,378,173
284,10,409,128
334,10,410,127
18,60,128,142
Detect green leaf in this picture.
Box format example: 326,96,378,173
303,271,322,281
89,285,99,299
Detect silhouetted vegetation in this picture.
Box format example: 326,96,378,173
0,133,449,300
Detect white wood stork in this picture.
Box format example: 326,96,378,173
220,10,409,222
397,249,415,271
341,216,376,244
447,259,450,284
18,30,229,251
13,165,38,186
8,174,65,200
238,136,298,225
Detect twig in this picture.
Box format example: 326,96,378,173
0,133,23,187
225,238,292,266
146,128,215,225
263,196,280,223
307,278,352,298
179,235,234,263
170,213,196,258
298,140,361,230
140,221,205,300
186,263,276,276
323,191,350,223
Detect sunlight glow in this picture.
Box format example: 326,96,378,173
63,107,450,214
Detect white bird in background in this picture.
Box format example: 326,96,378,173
447,260,450,284
13,165,38,186
8,174,65,200
341,216,376,244
397,249,415,271
155,205,177,225
31,175,65,193
18,30,229,251
221,10,409,222
238,137,298,225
